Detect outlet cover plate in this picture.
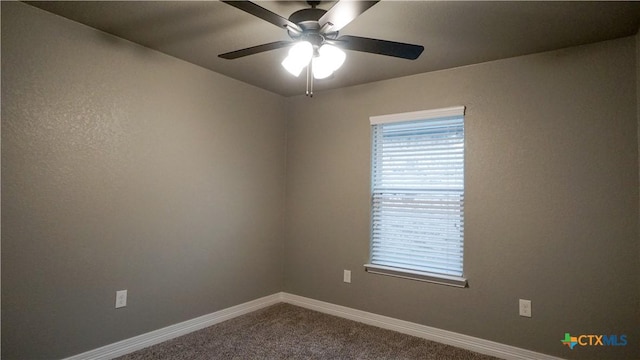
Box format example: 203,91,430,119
115,290,127,308
519,299,531,317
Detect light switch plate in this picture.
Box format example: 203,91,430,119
343,270,351,283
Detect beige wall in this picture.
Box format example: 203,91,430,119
3,2,640,360
1,3,286,359
284,37,639,360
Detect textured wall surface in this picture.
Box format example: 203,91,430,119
284,37,639,360
1,3,286,359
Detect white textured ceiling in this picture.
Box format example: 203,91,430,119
26,1,640,97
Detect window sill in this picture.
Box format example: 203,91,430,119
364,264,468,288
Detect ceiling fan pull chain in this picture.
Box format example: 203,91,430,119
306,61,314,97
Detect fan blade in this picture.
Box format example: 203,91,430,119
336,35,424,60
219,41,292,59
318,1,379,32
222,1,302,33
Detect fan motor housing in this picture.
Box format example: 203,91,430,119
288,7,339,46
289,8,326,30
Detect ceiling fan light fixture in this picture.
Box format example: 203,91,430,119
311,56,333,79
281,41,313,77
281,56,305,77
320,44,346,70
312,44,346,79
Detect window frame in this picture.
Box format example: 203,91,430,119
365,106,468,288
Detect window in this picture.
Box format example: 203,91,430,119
365,106,467,287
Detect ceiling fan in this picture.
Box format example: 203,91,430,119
219,0,424,96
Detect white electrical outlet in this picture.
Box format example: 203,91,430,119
115,290,127,309
343,270,351,283
519,299,531,317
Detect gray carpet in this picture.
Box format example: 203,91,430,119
115,303,500,360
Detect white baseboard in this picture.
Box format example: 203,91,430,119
62,293,282,360
64,292,563,360
280,293,565,360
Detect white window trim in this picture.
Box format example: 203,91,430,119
370,106,466,125
364,264,468,288
367,105,467,288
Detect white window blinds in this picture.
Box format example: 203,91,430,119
368,107,465,283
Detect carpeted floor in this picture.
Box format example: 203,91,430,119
115,303,500,359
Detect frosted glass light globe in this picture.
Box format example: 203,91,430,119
281,41,313,77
